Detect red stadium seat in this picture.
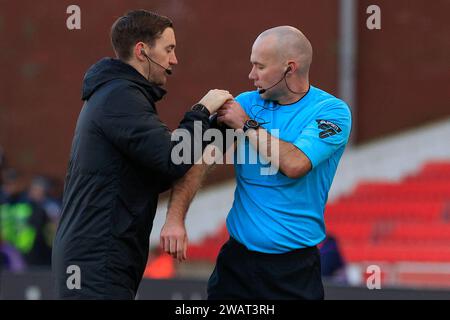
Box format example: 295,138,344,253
325,222,374,243
189,160,450,266
342,244,450,263
325,200,444,222
349,182,450,201
383,223,450,244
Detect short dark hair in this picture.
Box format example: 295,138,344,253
111,10,173,61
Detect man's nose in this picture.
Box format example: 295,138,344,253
248,68,256,80
170,53,178,65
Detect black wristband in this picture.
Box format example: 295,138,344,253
191,103,210,117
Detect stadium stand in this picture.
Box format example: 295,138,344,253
187,160,450,287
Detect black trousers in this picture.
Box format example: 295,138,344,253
207,237,324,300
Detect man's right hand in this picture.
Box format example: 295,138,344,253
199,89,234,114
160,217,188,262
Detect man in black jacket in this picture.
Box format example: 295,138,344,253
52,10,232,299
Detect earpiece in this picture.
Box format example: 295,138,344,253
258,65,294,94
140,47,173,76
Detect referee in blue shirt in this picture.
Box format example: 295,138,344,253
164,26,351,300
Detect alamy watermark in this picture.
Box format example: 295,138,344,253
171,122,280,176
366,264,382,289
366,5,381,30
67,4,381,31
66,265,81,290
66,5,81,30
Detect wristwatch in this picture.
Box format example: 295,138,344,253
191,103,210,117
243,119,260,132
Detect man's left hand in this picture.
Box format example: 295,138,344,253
217,100,249,129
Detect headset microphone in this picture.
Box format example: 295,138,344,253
141,49,172,75
258,66,291,94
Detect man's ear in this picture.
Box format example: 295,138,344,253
135,42,147,61
286,61,297,74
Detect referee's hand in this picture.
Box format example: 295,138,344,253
160,218,188,262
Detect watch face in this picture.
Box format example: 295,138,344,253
247,119,259,128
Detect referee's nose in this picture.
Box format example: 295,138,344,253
249,65,257,81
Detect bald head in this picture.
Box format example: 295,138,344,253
253,26,313,76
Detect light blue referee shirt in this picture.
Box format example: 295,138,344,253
226,85,352,253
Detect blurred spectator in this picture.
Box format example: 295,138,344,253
0,168,26,203
0,241,26,272
27,176,61,222
0,170,54,268
319,235,348,284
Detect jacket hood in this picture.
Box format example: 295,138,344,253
81,57,166,102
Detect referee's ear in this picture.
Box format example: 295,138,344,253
286,61,298,75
